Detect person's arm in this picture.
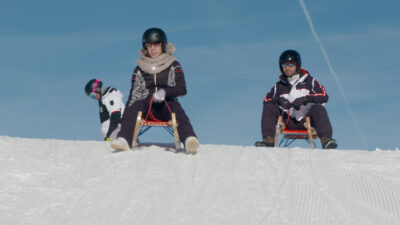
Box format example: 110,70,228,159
127,67,147,107
163,62,187,98
103,89,124,139
263,84,279,105
307,78,329,104
106,111,121,139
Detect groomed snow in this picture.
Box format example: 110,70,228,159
1,136,399,225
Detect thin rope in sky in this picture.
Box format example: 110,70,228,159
298,0,368,149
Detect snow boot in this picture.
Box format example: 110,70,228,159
255,136,275,147
185,136,199,155
110,137,131,151
321,137,337,149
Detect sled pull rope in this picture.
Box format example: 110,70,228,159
145,96,173,122
285,106,307,125
285,111,290,125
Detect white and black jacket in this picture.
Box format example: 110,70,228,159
99,87,125,139
264,69,328,121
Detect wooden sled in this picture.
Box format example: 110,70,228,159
132,97,180,150
274,115,318,149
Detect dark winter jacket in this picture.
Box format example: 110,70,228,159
99,87,124,138
264,69,328,121
127,43,187,107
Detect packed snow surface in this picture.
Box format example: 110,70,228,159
1,136,400,225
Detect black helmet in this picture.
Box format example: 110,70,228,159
84,79,102,96
142,27,168,51
279,49,301,73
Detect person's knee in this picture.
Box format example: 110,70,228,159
310,104,326,112
309,104,328,117
263,103,280,112
126,100,146,113
262,103,280,118
168,101,185,114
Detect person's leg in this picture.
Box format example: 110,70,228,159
309,104,332,138
168,101,197,143
283,113,306,130
151,102,171,121
256,103,282,146
261,103,281,140
168,101,198,153
116,100,148,147
308,104,337,149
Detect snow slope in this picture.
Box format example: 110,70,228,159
1,135,400,225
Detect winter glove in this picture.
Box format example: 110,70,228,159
292,96,308,110
153,88,166,103
277,97,292,110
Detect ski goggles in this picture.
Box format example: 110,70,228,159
281,63,296,68
88,79,101,99
89,92,97,99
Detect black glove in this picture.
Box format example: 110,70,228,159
277,97,292,110
292,96,308,110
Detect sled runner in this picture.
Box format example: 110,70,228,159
132,97,180,150
275,116,318,149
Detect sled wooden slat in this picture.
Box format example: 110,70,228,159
275,116,318,149
132,111,180,150
143,121,171,126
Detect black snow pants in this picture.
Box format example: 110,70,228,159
261,104,333,139
118,98,197,147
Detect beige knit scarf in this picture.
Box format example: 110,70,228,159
136,43,176,74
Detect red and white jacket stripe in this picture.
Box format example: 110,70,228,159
264,69,328,121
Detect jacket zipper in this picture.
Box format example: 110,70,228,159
154,73,157,92
152,66,158,92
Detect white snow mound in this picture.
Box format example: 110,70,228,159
1,136,400,225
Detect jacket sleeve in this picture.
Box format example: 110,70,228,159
307,78,329,104
263,84,279,105
126,67,149,107
164,62,187,98
103,89,124,137
127,67,139,103
106,111,121,138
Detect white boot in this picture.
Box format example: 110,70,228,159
185,136,199,155
110,137,131,151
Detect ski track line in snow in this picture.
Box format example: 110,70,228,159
256,148,293,225
153,146,196,223
284,150,323,225
259,148,342,225
307,150,351,225
177,148,198,209
258,148,280,224
233,146,268,225
358,173,400,223
309,150,400,225
113,150,146,225
114,145,198,225
114,147,171,225
343,163,400,224
180,146,241,224
239,146,274,225
2,137,400,225
58,145,96,225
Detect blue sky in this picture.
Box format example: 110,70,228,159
1,0,399,150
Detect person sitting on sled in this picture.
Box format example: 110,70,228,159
84,79,125,141
111,27,199,153
255,49,337,149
